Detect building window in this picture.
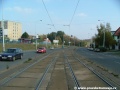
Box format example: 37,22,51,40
117,36,120,39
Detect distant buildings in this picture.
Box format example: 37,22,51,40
0,20,22,41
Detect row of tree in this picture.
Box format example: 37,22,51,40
21,23,116,48
21,31,87,47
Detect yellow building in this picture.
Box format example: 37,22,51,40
0,20,22,41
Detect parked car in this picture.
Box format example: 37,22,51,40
94,48,100,52
37,47,46,53
50,46,54,50
87,47,94,51
0,48,23,61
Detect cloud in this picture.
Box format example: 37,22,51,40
77,13,87,17
5,6,33,14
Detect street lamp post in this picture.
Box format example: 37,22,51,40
62,31,64,48
91,28,96,49
98,20,105,47
35,20,42,50
2,20,5,51
63,24,70,46
45,27,52,48
103,28,105,47
2,0,5,51
36,34,38,50
46,35,47,48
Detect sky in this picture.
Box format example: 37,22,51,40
0,0,120,40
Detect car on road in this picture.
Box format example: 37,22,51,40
50,46,54,50
94,48,100,52
37,47,46,53
0,48,23,61
87,47,94,51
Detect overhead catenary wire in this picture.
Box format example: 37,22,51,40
41,0,80,38
41,0,57,31
69,0,80,26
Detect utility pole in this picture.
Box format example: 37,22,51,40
35,20,42,50
46,35,47,48
36,34,38,50
2,0,5,51
98,20,105,47
62,32,64,48
63,24,70,46
103,26,105,47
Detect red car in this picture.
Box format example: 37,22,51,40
37,47,46,53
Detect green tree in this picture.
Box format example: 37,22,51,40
21,32,29,38
63,34,69,45
95,23,116,48
56,31,64,43
38,34,46,42
80,40,87,47
47,32,56,43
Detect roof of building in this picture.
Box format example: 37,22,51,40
114,27,120,36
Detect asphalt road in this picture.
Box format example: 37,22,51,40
76,47,120,74
0,49,54,72
1,47,119,75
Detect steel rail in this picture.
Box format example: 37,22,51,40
64,54,81,90
35,56,57,90
73,52,117,90
0,53,51,86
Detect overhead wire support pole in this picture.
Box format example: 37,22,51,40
63,25,71,46
35,20,42,50
2,0,5,51
67,0,80,47
98,20,105,47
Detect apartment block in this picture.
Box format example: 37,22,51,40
0,20,22,41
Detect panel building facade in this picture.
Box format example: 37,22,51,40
0,20,22,41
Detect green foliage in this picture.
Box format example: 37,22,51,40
47,31,64,44
39,30,81,46
80,40,87,47
47,32,56,43
95,23,115,48
39,34,46,42
21,32,29,38
56,31,64,41
56,36,62,44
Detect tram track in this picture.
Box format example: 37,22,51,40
64,48,117,90
74,48,120,90
46,51,68,90
0,51,58,90
0,48,118,90
0,52,49,81
64,54,80,90
0,52,51,83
